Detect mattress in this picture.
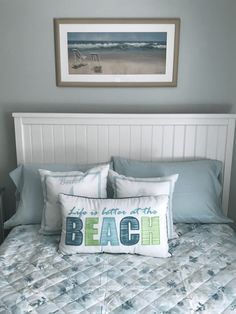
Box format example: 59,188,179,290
0,224,236,313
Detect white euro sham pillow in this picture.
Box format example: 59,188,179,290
109,170,178,239
39,164,109,234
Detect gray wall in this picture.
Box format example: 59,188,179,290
0,0,236,220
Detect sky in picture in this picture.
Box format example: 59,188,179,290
68,32,167,42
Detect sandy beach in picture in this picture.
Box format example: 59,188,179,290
67,32,167,75
68,49,166,75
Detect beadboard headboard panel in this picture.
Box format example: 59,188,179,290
13,113,235,214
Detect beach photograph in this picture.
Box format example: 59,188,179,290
67,32,167,75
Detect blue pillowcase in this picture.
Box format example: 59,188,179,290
6,157,232,229
112,156,233,224
5,162,113,228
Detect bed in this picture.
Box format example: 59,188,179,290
0,113,236,313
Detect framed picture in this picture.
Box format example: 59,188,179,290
54,18,180,87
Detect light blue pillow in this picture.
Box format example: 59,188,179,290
112,156,233,224
5,162,113,228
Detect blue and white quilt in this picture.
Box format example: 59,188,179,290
0,223,236,313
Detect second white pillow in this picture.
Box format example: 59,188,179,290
109,170,178,239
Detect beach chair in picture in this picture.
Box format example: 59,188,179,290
72,48,102,73
90,53,102,73
72,48,89,69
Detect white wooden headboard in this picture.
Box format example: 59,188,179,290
13,113,235,215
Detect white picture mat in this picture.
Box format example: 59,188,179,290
59,23,175,83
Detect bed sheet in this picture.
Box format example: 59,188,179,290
0,223,236,313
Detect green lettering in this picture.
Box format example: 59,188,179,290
85,217,99,246
141,216,160,245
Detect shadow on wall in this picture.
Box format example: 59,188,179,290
0,111,17,221
229,134,236,224
2,102,233,114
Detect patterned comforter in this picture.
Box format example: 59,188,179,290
0,223,236,313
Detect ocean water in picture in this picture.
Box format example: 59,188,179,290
67,32,167,75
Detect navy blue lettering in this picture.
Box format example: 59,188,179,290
65,217,83,246
120,216,139,246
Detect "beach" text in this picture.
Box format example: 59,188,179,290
65,216,160,246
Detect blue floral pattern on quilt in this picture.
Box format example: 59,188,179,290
0,223,236,313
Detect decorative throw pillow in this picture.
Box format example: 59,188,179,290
112,156,233,223
59,194,170,258
39,164,109,234
109,170,178,240
5,162,112,228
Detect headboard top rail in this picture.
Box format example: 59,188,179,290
12,112,236,119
